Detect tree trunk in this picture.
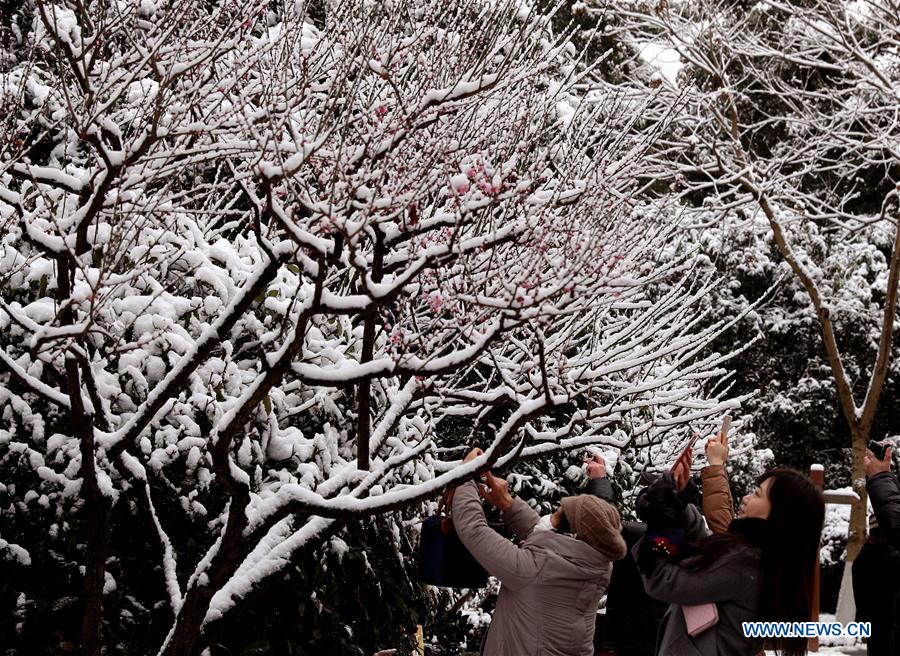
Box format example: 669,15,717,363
78,442,109,656
159,589,214,656
159,504,250,656
834,565,856,625
55,255,110,656
356,227,384,472
834,428,869,626
357,312,375,471
847,428,869,562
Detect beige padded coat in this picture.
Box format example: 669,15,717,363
451,481,613,656
700,464,735,535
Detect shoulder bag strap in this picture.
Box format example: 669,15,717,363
437,487,455,516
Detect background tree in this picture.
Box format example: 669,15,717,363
612,0,900,616
0,1,742,654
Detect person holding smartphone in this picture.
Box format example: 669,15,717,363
865,441,900,547
633,419,825,656
451,448,628,656
863,439,900,653
852,513,900,656
594,433,736,656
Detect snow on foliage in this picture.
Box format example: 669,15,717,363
1,0,743,653
821,489,853,566
614,0,900,567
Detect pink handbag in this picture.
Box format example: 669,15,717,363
683,603,719,636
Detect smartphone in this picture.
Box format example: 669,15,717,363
684,432,700,452
670,433,699,473
719,415,732,439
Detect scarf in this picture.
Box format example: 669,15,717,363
727,517,771,550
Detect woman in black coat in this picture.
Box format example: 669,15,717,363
584,458,667,656
863,443,900,653
852,515,900,656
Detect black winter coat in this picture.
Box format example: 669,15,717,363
869,473,900,548
864,472,900,654
852,537,900,656
585,478,667,656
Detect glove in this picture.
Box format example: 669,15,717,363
635,471,687,531
636,527,687,574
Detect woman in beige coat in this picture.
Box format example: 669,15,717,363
451,448,627,656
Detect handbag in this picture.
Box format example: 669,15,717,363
415,489,489,588
683,603,719,636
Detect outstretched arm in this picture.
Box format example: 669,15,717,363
451,481,542,591
702,424,734,534
585,455,615,504
866,445,900,551
701,465,733,534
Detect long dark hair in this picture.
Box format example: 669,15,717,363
682,468,825,656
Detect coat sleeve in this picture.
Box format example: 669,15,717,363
586,477,616,504
867,472,900,551
701,465,734,535
681,502,711,542
450,481,543,591
640,548,759,606
500,495,541,542
631,505,709,569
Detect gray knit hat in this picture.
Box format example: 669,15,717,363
560,494,627,560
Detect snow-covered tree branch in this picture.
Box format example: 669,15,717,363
614,0,900,596
1,1,741,654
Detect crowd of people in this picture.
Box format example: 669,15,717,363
448,422,845,656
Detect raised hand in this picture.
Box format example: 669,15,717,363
672,446,693,492
463,447,484,464
478,472,514,511
705,430,729,467
585,454,607,479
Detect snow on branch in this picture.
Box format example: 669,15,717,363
1,1,745,653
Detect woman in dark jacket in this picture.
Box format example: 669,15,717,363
852,514,900,656
635,432,825,656
864,443,900,653
584,457,668,656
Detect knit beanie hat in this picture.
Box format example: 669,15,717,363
560,494,627,560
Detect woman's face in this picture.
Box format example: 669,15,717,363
738,479,773,519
